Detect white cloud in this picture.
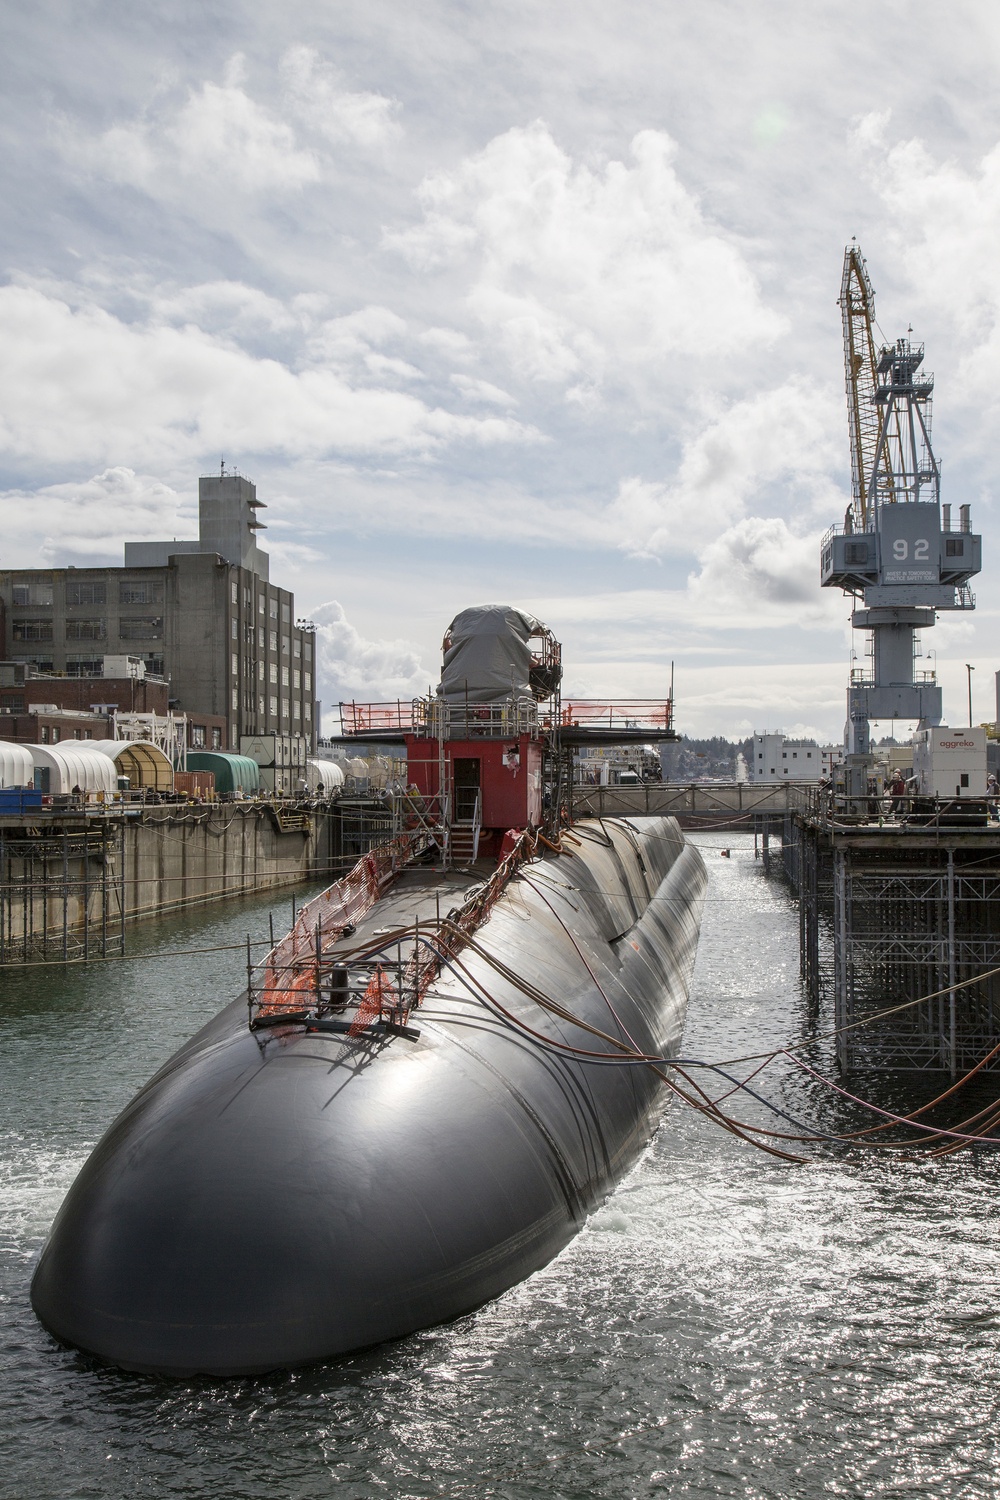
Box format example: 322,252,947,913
0,285,538,470
450,374,516,406
388,123,784,399
604,379,845,557
71,48,398,206
280,45,400,148
859,129,1000,428
0,467,190,565
90,55,320,196
688,515,842,625
311,601,430,725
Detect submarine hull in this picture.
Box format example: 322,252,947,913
31,817,706,1375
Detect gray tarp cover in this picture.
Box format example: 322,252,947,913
440,605,544,704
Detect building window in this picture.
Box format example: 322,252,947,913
305,702,311,720
232,688,239,711
66,657,103,677
12,619,53,641
231,580,238,604
269,663,277,684
65,580,106,606
12,582,52,606
281,636,289,655
281,698,289,719
119,580,163,605
269,631,277,652
946,538,965,557
259,626,266,649
231,653,239,677
304,641,311,662
269,598,278,619
65,618,106,640
190,725,206,748
231,618,238,640
281,602,290,624
40,725,49,743
142,653,164,676
282,666,289,687
258,595,265,614
211,727,222,749
119,617,163,639
258,661,264,682
304,672,311,692
1,694,25,713
269,695,278,717
293,670,300,689
51,727,61,743
292,700,300,719
259,695,265,716
244,587,252,609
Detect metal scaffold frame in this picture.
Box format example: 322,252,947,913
0,820,126,964
788,812,1000,1074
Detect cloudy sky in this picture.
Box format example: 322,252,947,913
3,0,1000,740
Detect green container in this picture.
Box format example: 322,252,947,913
185,753,261,796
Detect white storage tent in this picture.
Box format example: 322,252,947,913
74,739,174,790
306,759,345,796
0,741,36,788
28,744,119,796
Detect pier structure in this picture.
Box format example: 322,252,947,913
787,798,1000,1074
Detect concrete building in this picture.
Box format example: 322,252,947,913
0,472,318,754
750,733,823,781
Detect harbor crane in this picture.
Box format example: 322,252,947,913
821,244,982,800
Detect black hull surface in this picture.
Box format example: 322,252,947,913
31,817,706,1375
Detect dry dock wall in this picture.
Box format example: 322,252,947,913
122,804,325,919
0,804,342,963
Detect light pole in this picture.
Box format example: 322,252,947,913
966,662,975,728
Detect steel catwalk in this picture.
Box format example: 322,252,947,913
31,817,706,1375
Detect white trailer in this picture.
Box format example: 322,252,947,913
911,726,987,797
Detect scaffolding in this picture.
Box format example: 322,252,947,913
0,818,126,963
790,810,1000,1073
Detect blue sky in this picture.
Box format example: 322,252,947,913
3,1,1000,738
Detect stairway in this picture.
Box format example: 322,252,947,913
449,821,479,866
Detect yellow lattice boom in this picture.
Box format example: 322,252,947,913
839,245,886,529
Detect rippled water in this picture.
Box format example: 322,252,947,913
2,837,998,1499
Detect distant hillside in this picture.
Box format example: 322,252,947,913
661,735,752,781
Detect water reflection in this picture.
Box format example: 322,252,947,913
1,838,997,1499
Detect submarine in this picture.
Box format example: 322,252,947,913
31,608,707,1375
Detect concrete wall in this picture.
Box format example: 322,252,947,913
0,803,344,962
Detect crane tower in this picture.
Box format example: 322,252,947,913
821,245,981,799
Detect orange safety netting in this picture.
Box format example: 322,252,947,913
347,964,398,1037
253,830,427,1017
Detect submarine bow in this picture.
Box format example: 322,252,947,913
31,816,706,1376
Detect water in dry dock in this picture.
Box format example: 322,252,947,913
1,836,998,1500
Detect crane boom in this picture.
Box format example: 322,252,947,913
839,245,884,529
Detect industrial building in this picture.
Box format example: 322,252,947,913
0,470,318,758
